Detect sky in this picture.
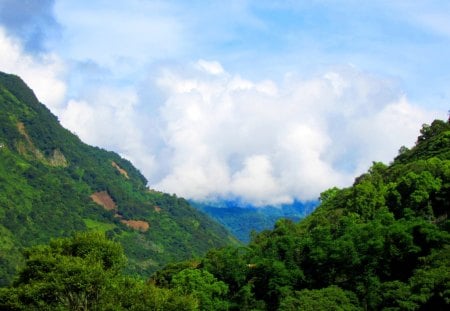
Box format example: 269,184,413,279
0,0,448,206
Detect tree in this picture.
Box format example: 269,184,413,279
0,232,125,310
279,286,360,311
171,269,229,310
0,232,200,310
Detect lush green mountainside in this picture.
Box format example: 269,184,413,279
150,119,450,310
1,72,448,310
191,200,317,242
0,72,237,286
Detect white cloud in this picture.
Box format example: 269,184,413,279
0,27,66,111
0,27,440,206
230,155,289,205
59,87,158,180
196,60,225,75
144,61,439,205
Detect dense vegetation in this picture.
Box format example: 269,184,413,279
0,72,237,286
191,200,317,242
0,232,202,310
150,119,450,310
2,120,447,311
0,71,448,310
2,119,447,310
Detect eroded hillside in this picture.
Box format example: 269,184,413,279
0,72,238,285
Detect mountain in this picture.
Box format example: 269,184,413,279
150,119,450,310
1,73,448,309
0,72,238,286
191,200,317,242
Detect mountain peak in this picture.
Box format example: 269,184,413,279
0,72,40,109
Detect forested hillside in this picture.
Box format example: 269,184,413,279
2,118,447,310
150,119,450,310
0,72,237,286
191,200,317,242
0,71,448,310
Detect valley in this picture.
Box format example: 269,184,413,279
0,72,449,310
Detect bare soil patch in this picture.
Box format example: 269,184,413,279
16,122,68,167
90,191,150,232
121,219,150,232
49,149,68,167
112,161,129,179
90,191,117,211
16,122,32,143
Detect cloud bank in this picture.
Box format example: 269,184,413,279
54,58,439,205
0,25,441,206
142,62,437,205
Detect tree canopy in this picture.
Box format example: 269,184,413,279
149,120,450,310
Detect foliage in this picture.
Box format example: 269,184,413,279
0,72,237,285
2,72,449,310
150,119,450,310
279,286,359,311
191,200,316,242
171,269,229,310
0,233,198,310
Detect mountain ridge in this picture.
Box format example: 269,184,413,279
191,199,317,242
0,71,238,285
150,118,450,310
0,71,448,309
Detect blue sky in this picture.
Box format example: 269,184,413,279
0,0,448,205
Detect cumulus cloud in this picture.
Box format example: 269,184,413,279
59,87,158,179
0,29,440,206
56,60,439,206
0,27,66,111
133,61,438,205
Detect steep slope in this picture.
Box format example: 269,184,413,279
0,72,238,286
151,119,450,310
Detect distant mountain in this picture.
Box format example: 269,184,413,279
0,72,238,285
191,200,317,242
1,71,448,310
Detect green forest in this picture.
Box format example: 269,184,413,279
0,72,237,287
191,200,317,242
0,72,449,310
